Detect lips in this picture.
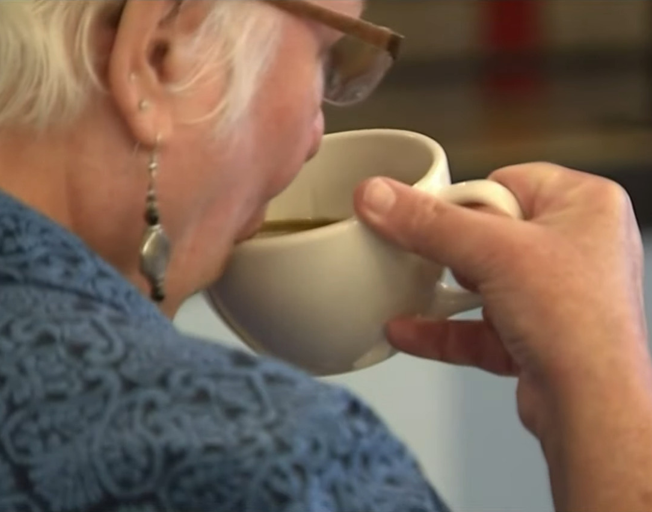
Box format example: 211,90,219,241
306,111,325,162
305,142,321,162
234,209,267,243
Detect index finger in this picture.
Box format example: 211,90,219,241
353,177,526,285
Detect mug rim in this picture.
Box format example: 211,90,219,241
239,128,447,249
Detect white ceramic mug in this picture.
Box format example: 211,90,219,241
206,129,523,376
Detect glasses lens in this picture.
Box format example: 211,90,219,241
323,35,393,106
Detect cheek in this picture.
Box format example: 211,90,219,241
251,49,325,198
262,106,324,198
312,109,325,152
268,119,321,197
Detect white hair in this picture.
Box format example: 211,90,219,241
0,0,282,133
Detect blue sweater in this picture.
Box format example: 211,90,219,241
0,191,448,512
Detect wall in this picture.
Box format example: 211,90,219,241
366,1,650,61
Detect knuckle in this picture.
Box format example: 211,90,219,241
489,161,561,181
588,178,631,217
600,179,628,204
488,164,529,185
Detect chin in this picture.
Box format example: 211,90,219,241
235,210,267,243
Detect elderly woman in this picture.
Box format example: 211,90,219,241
0,1,447,511
1,1,652,512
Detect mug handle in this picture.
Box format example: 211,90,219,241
420,180,524,319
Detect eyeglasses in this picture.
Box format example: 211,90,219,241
264,0,404,106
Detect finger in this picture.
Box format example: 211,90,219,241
451,203,507,292
489,162,615,218
386,317,518,376
354,177,525,285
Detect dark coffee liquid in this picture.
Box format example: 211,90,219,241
258,218,342,236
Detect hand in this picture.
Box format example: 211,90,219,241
354,163,650,435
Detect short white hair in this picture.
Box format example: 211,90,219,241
0,0,282,133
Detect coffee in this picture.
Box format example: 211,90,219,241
259,218,342,236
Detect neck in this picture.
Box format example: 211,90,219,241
0,123,181,315
0,129,75,226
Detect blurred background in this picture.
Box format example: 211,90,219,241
327,0,652,219
176,3,652,511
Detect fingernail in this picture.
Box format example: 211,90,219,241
363,179,396,215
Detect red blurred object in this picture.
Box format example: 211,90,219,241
482,0,544,96
485,0,542,52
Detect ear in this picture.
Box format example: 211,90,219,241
107,0,214,147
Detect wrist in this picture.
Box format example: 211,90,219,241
532,339,652,440
533,348,652,512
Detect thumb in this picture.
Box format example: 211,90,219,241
353,177,524,286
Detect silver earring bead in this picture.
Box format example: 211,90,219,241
139,139,171,302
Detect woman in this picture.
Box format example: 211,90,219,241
0,1,445,511
0,1,651,512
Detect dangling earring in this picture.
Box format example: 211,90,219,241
139,137,171,302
